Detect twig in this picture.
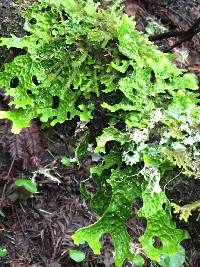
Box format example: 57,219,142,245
164,170,182,192
166,17,200,52
149,17,200,52
0,182,8,209
5,157,15,179
149,30,184,41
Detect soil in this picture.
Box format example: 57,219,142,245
0,0,200,267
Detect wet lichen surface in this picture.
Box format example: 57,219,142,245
0,0,200,266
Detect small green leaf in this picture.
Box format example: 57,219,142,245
15,179,37,193
0,246,7,258
69,249,86,263
75,132,89,166
60,156,71,167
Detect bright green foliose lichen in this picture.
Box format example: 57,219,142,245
1,0,200,266
0,0,121,132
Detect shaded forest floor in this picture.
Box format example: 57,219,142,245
0,0,200,266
